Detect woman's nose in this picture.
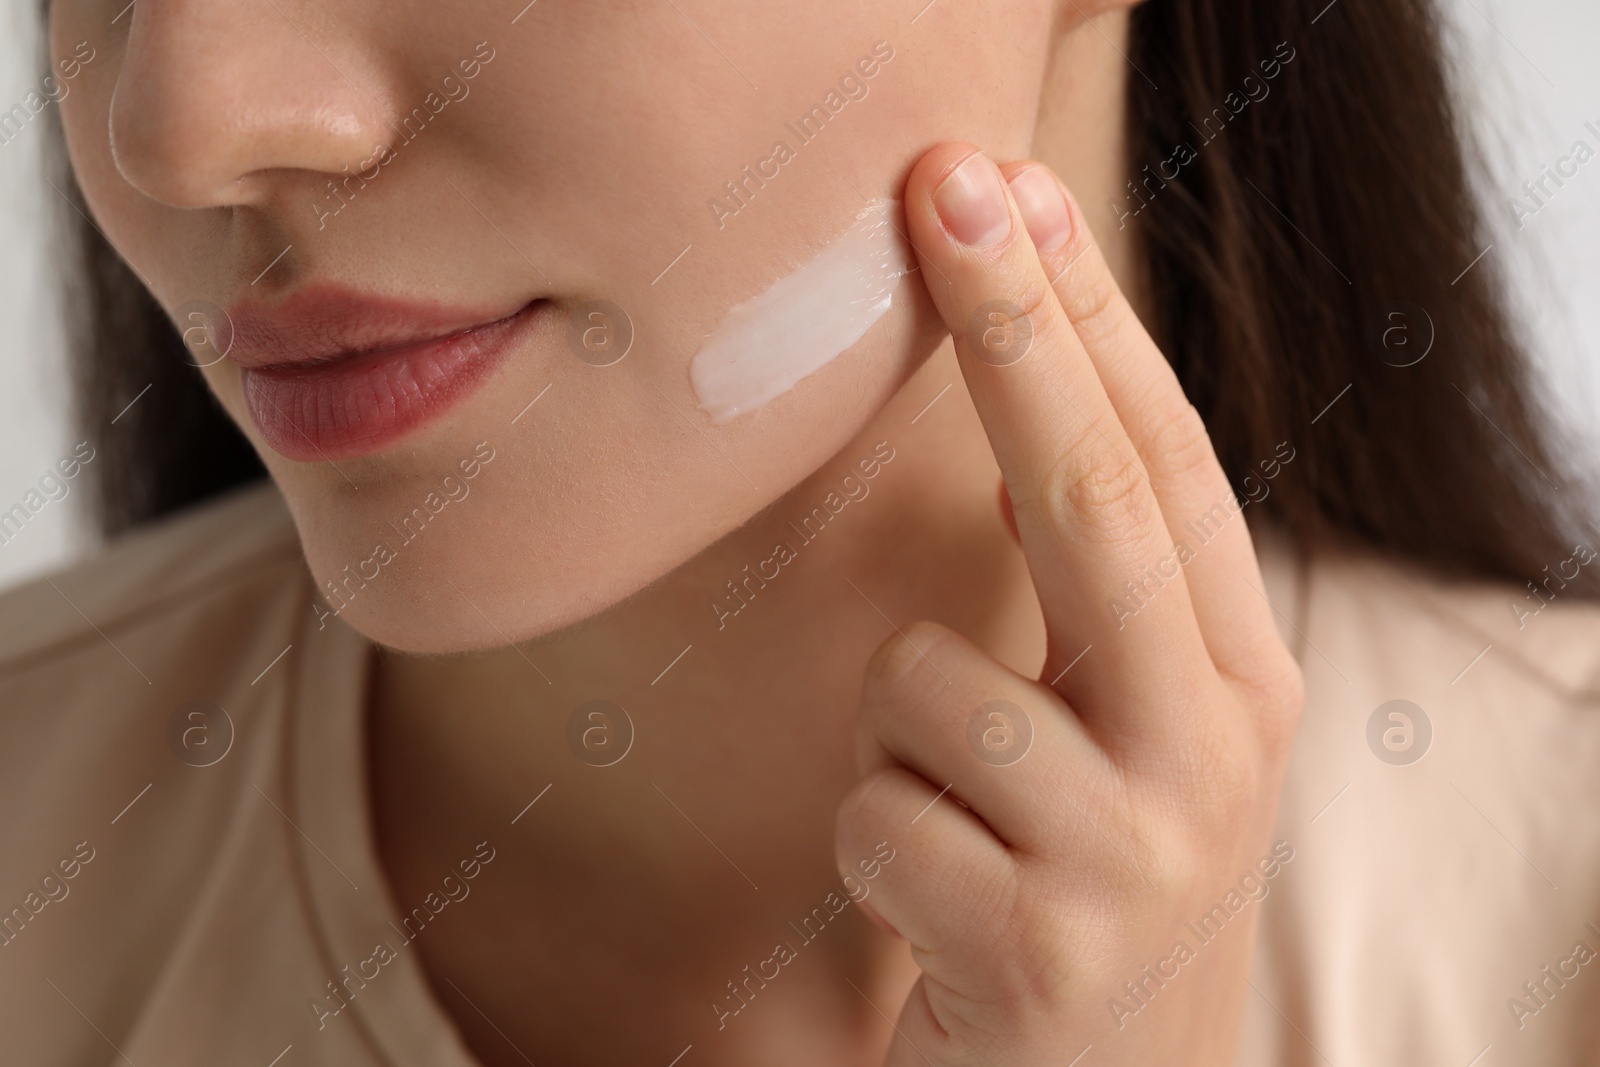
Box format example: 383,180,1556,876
107,0,396,209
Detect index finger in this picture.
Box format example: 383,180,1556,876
903,143,1207,736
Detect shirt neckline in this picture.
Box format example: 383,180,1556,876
285,577,483,1066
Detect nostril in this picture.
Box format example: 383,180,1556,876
107,77,249,210
102,4,397,211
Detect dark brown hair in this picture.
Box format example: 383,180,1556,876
1124,0,1595,588
54,181,267,534
47,0,1598,593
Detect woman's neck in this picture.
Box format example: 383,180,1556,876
363,341,1042,1061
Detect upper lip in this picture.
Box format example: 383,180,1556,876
220,285,537,371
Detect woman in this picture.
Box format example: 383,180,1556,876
4,0,1597,1063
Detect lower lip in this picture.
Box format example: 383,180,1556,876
241,301,546,461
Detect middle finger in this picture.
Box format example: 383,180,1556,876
904,142,1208,739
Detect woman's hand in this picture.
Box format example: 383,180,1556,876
835,144,1304,1066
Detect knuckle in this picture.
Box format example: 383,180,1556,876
834,768,898,851
1252,651,1306,757
965,277,1072,367
1055,259,1122,342
862,619,952,696
1223,641,1306,758
1145,399,1225,490
1039,432,1153,548
1019,279,1077,355
1008,277,1060,341
1002,913,1084,1006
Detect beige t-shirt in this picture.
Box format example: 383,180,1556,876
0,482,1596,1064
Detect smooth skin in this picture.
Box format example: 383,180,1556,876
51,0,1302,1061
837,144,1302,1064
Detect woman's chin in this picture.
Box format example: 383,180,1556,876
314,578,584,657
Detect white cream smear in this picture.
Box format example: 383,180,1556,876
690,199,913,424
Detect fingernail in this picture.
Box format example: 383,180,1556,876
933,152,1012,249
1007,166,1074,253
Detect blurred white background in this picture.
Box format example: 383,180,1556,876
0,0,1596,587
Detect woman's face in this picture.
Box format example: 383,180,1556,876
52,0,1078,653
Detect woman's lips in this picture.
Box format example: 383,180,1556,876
226,290,545,462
